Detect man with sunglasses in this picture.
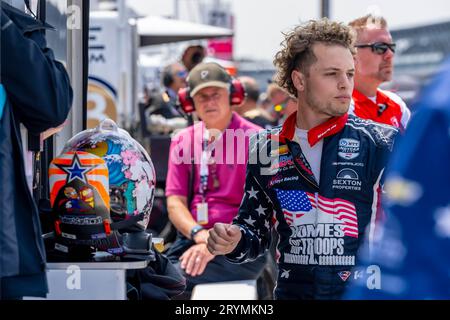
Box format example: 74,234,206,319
349,15,411,130
145,62,188,134
266,83,297,125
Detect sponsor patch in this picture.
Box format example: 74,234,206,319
91,232,108,240
336,168,359,180
332,168,362,191
270,144,289,157
268,173,299,188
280,269,291,279
268,154,295,174
338,138,360,160
55,242,69,253
62,232,77,240
332,161,364,167
338,271,352,281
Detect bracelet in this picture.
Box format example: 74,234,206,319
190,225,204,241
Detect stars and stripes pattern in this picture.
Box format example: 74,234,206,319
275,189,314,225
231,177,274,263
49,151,110,209
275,189,359,238
314,194,359,238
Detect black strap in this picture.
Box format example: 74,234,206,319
111,212,145,231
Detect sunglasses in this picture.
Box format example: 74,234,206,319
175,70,188,78
274,98,289,112
355,42,396,55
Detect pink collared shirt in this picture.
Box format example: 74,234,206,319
166,112,262,229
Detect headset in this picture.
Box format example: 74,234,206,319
177,78,246,114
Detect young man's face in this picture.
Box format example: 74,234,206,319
355,27,395,85
193,86,232,126
295,43,355,117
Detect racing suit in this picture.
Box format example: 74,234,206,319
226,111,398,299
350,88,411,131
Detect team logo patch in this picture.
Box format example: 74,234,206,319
270,144,289,157
280,269,291,279
200,70,209,79
332,168,362,191
338,271,352,281
338,138,360,160
336,168,359,180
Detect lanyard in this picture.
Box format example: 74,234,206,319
199,130,210,199
199,126,222,200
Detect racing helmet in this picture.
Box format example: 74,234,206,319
61,119,156,233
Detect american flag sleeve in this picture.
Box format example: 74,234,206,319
226,167,274,263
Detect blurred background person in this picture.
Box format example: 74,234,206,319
234,76,276,129
266,82,297,125
145,62,188,134
159,62,188,115
258,91,273,115
349,14,411,130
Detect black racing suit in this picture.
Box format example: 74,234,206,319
226,112,398,299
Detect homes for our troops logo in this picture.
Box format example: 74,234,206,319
275,188,358,266
87,76,117,129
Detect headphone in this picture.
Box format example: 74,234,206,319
177,78,246,114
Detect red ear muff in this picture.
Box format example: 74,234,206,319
177,87,195,113
230,78,246,106
178,78,246,113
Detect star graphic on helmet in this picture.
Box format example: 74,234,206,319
57,153,95,184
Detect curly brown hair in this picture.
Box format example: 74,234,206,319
273,18,356,97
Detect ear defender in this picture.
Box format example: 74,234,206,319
229,79,246,106
177,78,246,114
177,87,195,114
